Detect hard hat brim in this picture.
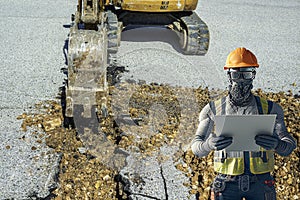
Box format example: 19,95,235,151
224,63,259,70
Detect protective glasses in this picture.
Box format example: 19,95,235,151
227,69,256,80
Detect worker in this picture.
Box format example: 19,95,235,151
191,47,296,200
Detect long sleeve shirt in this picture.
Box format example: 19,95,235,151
191,95,297,158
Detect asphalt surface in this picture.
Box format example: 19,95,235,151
0,0,299,199
118,0,300,93
0,0,76,199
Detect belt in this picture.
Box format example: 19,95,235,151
220,174,258,182
218,172,271,181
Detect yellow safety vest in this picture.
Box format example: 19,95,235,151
213,96,275,175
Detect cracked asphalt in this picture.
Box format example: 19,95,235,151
0,0,299,199
0,0,76,199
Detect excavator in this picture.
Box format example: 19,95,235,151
65,0,209,133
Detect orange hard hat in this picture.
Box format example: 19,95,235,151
224,47,259,70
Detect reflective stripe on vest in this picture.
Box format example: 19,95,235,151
213,96,275,175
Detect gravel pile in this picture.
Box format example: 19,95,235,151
19,81,299,199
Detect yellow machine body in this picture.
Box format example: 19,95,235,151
119,0,198,12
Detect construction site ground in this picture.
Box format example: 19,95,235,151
0,0,299,199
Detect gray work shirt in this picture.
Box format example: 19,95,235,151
191,95,297,158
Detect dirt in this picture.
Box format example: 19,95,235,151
18,83,299,200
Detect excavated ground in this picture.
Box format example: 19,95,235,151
18,82,299,200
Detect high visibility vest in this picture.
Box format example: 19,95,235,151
213,96,275,175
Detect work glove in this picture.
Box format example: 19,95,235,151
255,134,279,150
206,134,233,151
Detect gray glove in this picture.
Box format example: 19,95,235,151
255,134,279,150
206,134,233,151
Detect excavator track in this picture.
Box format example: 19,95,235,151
179,12,209,55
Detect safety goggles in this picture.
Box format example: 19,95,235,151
227,68,256,80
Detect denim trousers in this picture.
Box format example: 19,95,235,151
211,173,276,200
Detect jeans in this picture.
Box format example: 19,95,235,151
211,173,276,200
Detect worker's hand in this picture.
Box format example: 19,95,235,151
206,134,233,151
255,134,279,150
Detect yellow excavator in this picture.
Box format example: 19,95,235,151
65,0,209,131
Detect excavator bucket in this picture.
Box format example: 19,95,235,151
65,27,108,133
